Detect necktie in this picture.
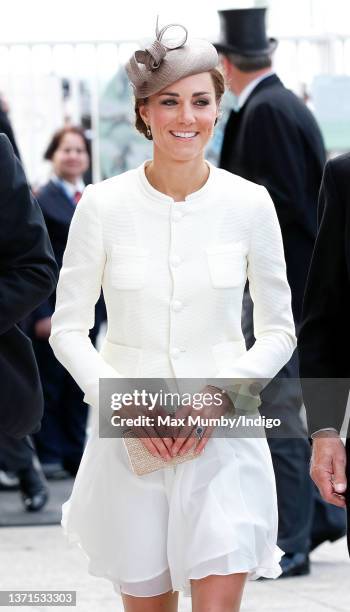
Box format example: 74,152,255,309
73,191,82,205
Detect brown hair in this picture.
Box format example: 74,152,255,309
227,52,272,73
134,67,225,140
44,126,90,160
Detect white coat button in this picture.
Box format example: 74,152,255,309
171,300,183,312
170,347,181,359
169,255,181,267
172,210,184,222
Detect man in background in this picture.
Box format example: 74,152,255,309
299,153,350,556
215,7,345,576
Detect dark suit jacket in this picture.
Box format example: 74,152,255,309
220,74,326,324
31,180,77,322
0,134,58,438
299,154,350,436
31,180,105,332
0,107,21,159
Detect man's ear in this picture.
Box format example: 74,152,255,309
221,55,232,77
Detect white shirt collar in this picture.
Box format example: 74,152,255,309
236,70,275,111
52,174,85,199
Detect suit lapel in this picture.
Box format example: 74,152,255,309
219,107,245,169
47,180,76,222
243,74,282,108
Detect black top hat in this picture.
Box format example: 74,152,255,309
214,8,277,57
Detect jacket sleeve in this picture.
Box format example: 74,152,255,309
30,205,57,324
31,298,55,323
215,186,296,393
299,160,350,434
0,134,58,334
49,183,122,408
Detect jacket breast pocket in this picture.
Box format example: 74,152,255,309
110,245,149,290
206,241,247,289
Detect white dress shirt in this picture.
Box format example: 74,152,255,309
52,174,85,203
235,70,275,111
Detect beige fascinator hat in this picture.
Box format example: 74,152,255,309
125,17,219,98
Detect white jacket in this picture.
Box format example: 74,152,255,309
49,161,296,408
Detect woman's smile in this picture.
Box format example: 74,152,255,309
169,130,199,140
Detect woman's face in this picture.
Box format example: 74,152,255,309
52,133,89,182
139,72,218,162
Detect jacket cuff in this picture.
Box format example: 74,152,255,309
311,427,340,439
206,378,262,414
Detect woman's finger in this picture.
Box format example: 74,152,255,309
171,404,193,455
194,426,213,454
153,406,175,452
129,426,165,459
137,434,163,458
171,419,195,455
176,431,197,456
143,424,172,460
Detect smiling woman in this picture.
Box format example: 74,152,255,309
134,69,224,141
136,72,223,198
44,126,90,182
48,17,296,612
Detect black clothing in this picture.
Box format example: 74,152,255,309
29,179,105,470
0,107,21,159
299,154,350,555
299,154,350,436
0,135,57,438
220,74,326,322
220,74,337,554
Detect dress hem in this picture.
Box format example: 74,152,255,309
62,522,283,599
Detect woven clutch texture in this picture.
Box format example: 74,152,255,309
123,430,199,475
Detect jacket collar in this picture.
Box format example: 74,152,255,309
47,180,77,210
136,160,216,214
51,175,85,200
243,73,283,107
236,70,275,110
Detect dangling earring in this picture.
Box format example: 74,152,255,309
146,125,152,138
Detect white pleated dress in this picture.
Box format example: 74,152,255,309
62,415,283,596
50,161,297,597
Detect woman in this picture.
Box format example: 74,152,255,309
49,21,296,612
31,127,104,478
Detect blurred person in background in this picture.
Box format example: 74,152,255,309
0,133,57,511
29,126,105,480
215,7,346,577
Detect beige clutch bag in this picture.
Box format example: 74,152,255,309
123,430,200,475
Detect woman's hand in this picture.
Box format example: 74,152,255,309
118,401,174,461
34,317,52,340
170,385,232,457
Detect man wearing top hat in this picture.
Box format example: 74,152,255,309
214,7,346,577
